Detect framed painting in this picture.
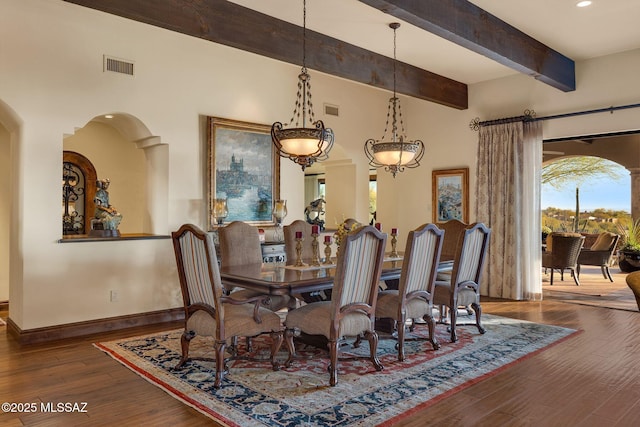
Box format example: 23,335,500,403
432,168,469,223
207,117,280,230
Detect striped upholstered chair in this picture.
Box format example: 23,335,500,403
284,225,387,386
433,223,491,343
375,223,444,361
171,224,284,388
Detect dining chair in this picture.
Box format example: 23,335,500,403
283,219,314,263
433,222,491,343
284,225,387,386
439,219,467,262
218,220,294,311
171,224,284,388
375,223,444,361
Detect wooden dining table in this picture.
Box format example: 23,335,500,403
219,256,454,299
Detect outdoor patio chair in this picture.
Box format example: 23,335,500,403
577,232,619,282
542,233,585,286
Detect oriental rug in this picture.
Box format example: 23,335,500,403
95,314,577,427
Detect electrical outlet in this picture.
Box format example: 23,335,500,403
110,290,119,302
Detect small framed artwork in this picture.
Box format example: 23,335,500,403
207,117,280,230
432,167,469,223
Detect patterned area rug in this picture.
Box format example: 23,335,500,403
95,314,577,427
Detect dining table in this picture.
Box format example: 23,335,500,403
219,255,454,301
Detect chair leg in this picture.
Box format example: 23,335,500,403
364,330,384,372
397,314,406,361
449,304,458,343
549,269,555,286
270,330,284,371
424,312,440,350
284,329,296,368
174,330,195,369
329,338,339,387
471,302,486,335
602,265,613,282
572,268,581,286
213,339,227,388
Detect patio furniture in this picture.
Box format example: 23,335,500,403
542,233,585,286
577,232,619,282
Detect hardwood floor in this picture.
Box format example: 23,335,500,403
1,267,639,426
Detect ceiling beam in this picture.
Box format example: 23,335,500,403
358,0,576,92
63,0,468,109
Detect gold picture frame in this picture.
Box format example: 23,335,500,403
432,168,469,223
207,117,280,230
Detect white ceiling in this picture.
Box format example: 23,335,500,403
228,0,640,85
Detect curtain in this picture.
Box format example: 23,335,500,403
476,121,542,300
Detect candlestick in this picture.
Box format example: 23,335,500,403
311,225,319,234
310,231,321,266
390,228,399,258
294,236,305,267
323,237,333,265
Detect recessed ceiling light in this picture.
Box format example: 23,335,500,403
576,1,592,7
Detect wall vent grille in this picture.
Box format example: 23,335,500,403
103,55,135,76
324,104,339,117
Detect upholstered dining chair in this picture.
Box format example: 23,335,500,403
433,222,491,343
375,223,444,361
284,225,387,386
171,224,284,388
218,221,294,311
542,233,585,286
283,219,314,263
439,219,467,262
577,232,619,282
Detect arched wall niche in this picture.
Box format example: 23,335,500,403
63,112,168,236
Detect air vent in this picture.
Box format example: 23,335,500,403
324,103,339,117
103,55,135,76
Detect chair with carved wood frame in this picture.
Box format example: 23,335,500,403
218,221,294,311
284,225,387,386
434,223,491,343
171,224,284,388
375,223,444,361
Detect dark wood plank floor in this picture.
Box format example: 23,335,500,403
1,267,639,426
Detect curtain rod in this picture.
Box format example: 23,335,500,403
469,103,640,131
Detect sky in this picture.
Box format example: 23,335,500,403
542,172,630,212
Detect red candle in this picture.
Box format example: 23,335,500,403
295,231,303,239
391,228,398,234
375,223,381,231
324,235,332,243
312,225,319,234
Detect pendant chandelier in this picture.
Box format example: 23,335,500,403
364,23,424,178
271,0,334,171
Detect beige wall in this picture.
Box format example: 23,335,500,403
2,0,640,330
0,124,9,301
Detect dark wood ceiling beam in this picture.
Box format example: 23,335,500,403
358,0,576,92
63,0,468,109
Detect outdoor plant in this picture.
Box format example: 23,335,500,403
617,217,640,252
